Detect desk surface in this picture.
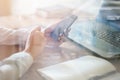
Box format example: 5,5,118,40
20,40,120,80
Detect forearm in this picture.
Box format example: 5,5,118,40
0,27,29,45
0,51,33,80
0,27,19,45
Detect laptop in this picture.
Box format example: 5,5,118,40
68,18,120,58
50,15,120,58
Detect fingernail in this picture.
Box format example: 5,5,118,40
36,31,40,33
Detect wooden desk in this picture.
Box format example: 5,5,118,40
0,45,19,60
20,40,120,80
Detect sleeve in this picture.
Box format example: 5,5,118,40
0,27,30,45
0,51,33,80
0,25,39,45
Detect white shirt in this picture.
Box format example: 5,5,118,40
0,26,35,45
0,52,33,80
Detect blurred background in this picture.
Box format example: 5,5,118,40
0,0,101,16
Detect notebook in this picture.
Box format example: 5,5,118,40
38,56,120,80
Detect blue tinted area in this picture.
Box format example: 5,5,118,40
96,16,120,30
68,19,120,55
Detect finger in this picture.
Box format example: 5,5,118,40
33,26,41,32
25,26,41,49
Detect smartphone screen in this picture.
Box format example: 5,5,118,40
50,15,77,41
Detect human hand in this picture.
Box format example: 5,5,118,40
24,26,46,59
44,23,65,46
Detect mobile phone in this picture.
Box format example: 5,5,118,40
50,15,77,41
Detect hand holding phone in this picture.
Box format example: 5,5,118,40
50,15,77,41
